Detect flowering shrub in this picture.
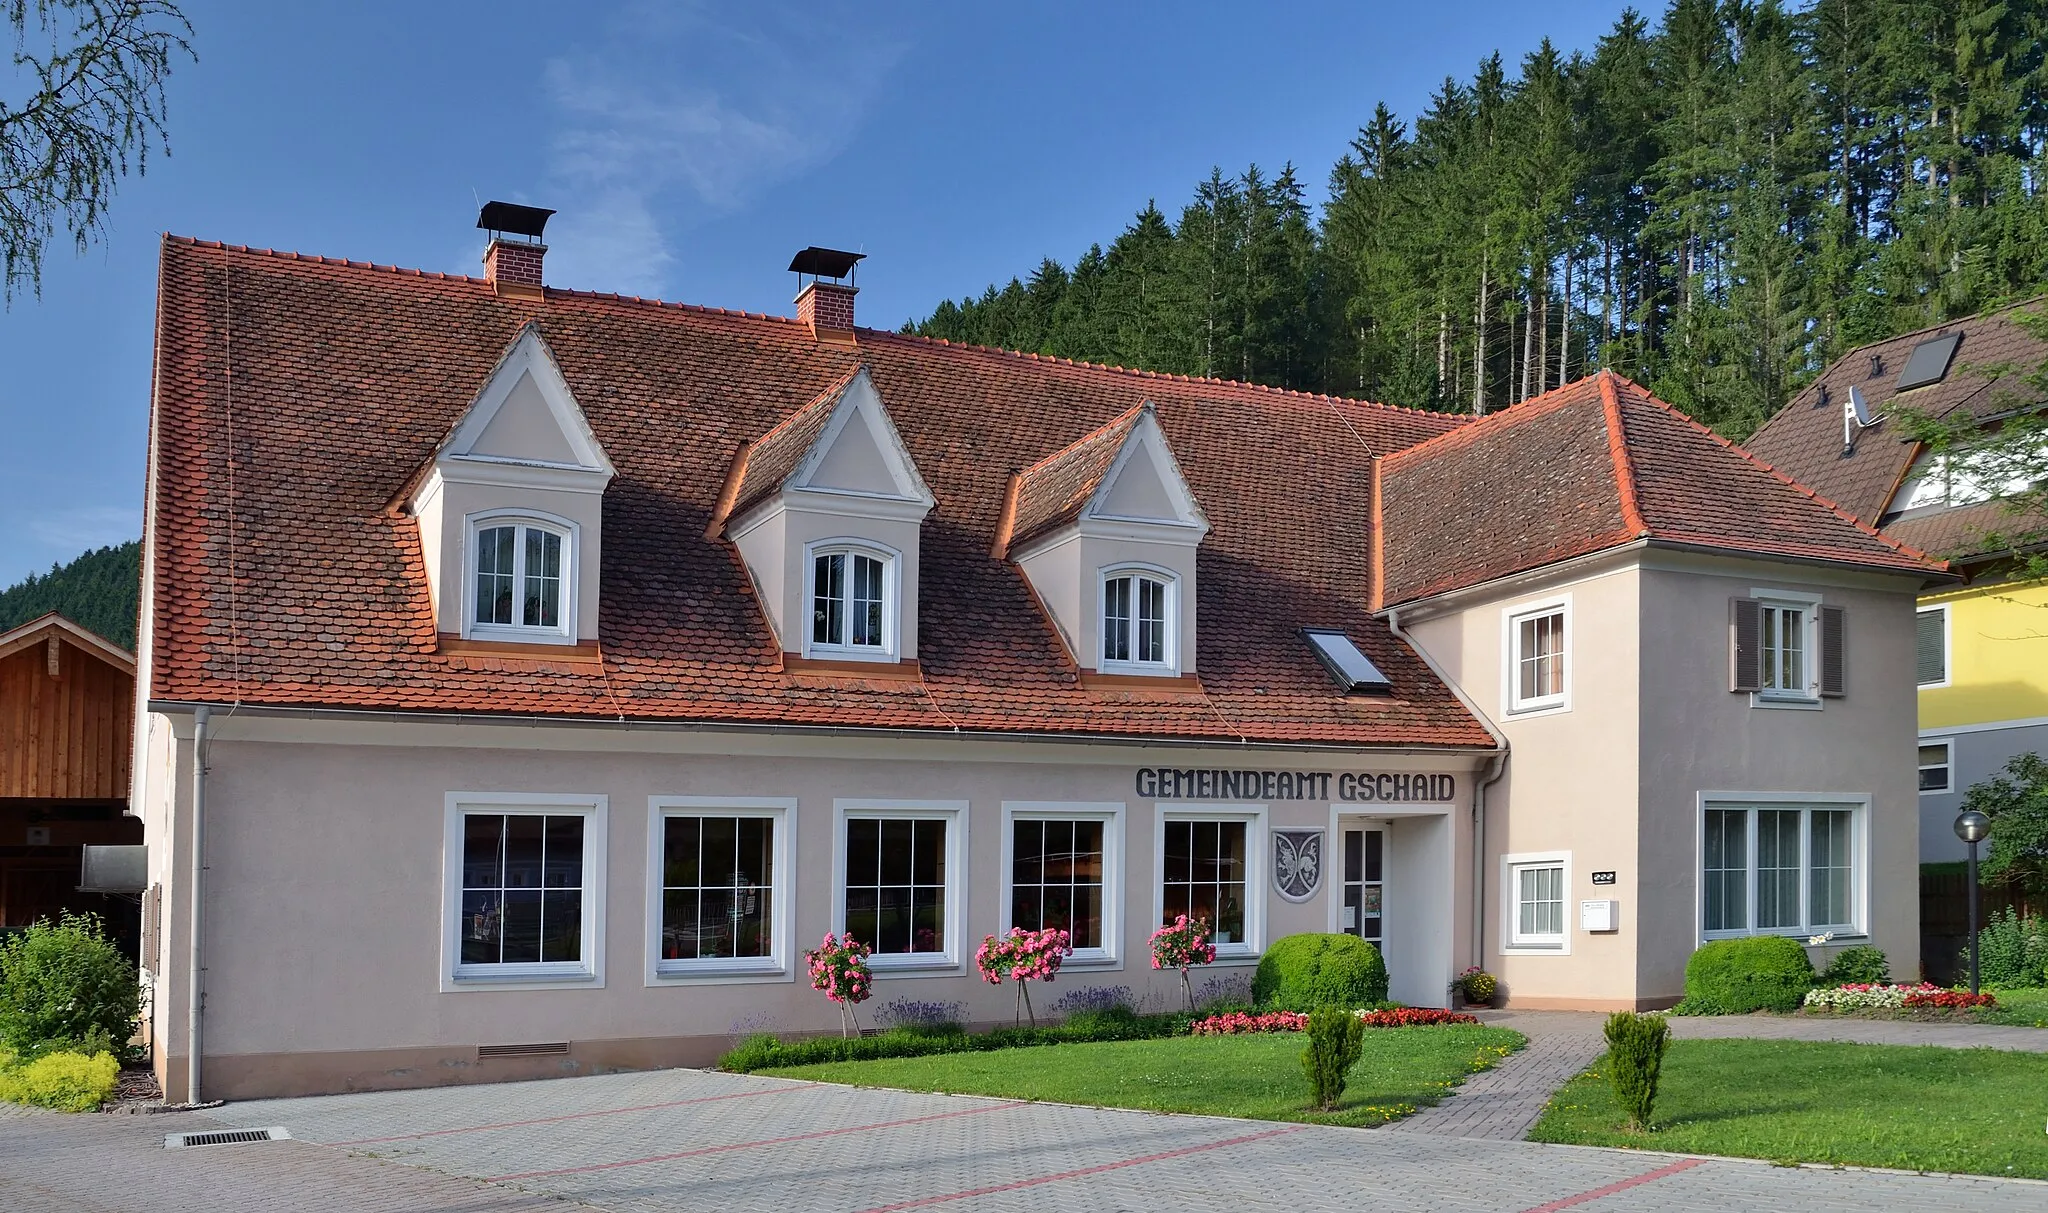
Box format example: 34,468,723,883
1456,966,1497,1005
1049,985,1134,1019
1356,1008,1481,1028
1150,915,1217,1011
804,933,873,1037
871,998,966,1032
1803,982,1999,1012
975,927,1071,1026
1190,1010,1309,1035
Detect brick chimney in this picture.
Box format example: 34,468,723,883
476,201,555,302
796,280,857,343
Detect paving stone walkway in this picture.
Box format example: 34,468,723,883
1391,1009,2048,1142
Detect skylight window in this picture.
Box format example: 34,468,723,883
1895,333,1960,391
1303,629,1391,694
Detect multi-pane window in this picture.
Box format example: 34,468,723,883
1510,861,1565,947
812,549,888,652
1162,818,1247,945
1011,818,1105,950
1507,603,1567,711
844,817,947,956
473,521,565,633
1918,742,1953,793
660,816,774,962
1759,603,1810,697
1102,572,1170,668
1702,804,1862,938
459,813,584,967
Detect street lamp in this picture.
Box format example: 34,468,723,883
1954,809,1992,995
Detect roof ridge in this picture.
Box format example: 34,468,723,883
1597,371,1649,537
1613,375,1946,569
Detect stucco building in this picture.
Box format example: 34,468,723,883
133,213,1947,1100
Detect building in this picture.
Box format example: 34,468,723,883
1744,304,2048,975
0,613,143,945
133,212,1946,1100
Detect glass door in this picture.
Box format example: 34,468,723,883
1341,827,1384,954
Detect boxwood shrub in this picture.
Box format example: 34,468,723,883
1252,933,1388,1011
1677,936,1815,1014
718,1010,1186,1072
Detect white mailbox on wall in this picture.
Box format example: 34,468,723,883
1580,899,1619,933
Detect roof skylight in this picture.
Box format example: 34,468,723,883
1303,629,1392,694
1896,332,1961,391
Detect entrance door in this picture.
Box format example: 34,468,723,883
1341,827,1384,956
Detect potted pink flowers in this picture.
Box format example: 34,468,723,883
804,932,874,1037
975,926,1071,1026
1149,914,1217,1012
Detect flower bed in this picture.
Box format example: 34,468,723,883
1357,1008,1482,1028
1187,1007,1480,1035
1803,983,2000,1013
1904,989,1997,1010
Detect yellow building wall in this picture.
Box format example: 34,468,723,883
1919,578,2048,730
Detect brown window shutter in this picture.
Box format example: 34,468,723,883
1729,597,1762,692
1819,605,1847,697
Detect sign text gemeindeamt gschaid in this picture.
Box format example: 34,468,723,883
1134,768,1456,803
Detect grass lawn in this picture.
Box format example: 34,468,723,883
1982,987,2048,1028
1531,1038,2048,1179
763,1025,1523,1128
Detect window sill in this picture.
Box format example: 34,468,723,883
438,633,601,662
1059,951,1121,970
1502,942,1568,956
868,954,963,976
1701,930,1867,943
784,655,921,680
1503,700,1569,719
1081,670,1201,692
1749,693,1822,711
799,647,902,665
447,965,600,991
650,959,790,985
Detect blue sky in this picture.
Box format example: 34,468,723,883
0,0,1626,588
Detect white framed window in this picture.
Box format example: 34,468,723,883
1758,599,1814,700
1001,802,1124,966
1502,595,1570,715
1699,796,1866,940
832,800,967,972
1918,740,1954,794
804,540,898,661
644,797,793,984
1502,852,1570,953
1100,565,1178,675
441,792,606,990
1154,803,1266,958
466,512,576,641
1916,605,1951,688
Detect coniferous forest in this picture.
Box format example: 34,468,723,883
911,1,2048,439
0,542,142,650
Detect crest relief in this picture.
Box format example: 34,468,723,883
1271,827,1325,903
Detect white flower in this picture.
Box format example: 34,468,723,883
1807,932,1835,946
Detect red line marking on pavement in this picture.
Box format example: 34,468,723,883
852,1123,1311,1212
486,1099,1025,1182
328,1083,809,1147
1518,1158,1708,1212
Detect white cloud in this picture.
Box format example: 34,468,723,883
534,2,904,297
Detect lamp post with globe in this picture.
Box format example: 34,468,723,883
1954,809,1992,995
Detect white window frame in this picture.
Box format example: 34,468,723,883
999,801,1125,969
831,799,968,974
1917,739,1955,795
441,792,606,992
1751,587,1821,707
1916,604,1952,689
1153,802,1267,961
1501,851,1572,954
1501,594,1572,717
463,509,578,642
1098,563,1180,676
644,796,795,985
802,538,900,662
1695,793,1869,943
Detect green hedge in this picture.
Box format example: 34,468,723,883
719,1007,1186,1072
1677,936,1815,1014
0,1047,119,1112
1252,933,1388,1010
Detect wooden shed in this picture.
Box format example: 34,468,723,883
0,613,142,935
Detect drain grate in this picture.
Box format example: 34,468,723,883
165,1126,292,1149
478,1041,570,1058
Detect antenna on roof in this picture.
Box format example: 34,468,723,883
1843,384,1881,455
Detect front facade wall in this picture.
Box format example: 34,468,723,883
1916,577,2048,864
140,720,1479,1099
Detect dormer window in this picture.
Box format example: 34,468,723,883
1101,567,1176,674
468,514,574,639
805,541,897,660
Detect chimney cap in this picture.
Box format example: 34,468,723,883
788,246,864,281
477,201,555,242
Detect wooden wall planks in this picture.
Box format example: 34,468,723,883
0,637,133,800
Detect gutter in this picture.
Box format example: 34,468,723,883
1382,609,1509,977
186,705,210,1106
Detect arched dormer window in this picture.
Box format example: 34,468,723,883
805,540,898,661
1100,566,1177,675
467,512,576,641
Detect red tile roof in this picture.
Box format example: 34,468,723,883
722,366,863,523
998,404,1145,555
1376,372,1944,607
147,236,1494,747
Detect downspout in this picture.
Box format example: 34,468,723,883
1383,609,1509,977
186,705,210,1106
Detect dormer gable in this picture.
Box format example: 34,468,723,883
714,367,935,662
997,403,1209,677
408,325,613,645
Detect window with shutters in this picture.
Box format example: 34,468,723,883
1916,606,1950,688
1731,593,1844,704
1700,799,1865,940
1918,741,1953,794
1503,596,1570,715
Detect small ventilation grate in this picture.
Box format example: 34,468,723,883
165,1127,291,1149
478,1041,570,1059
